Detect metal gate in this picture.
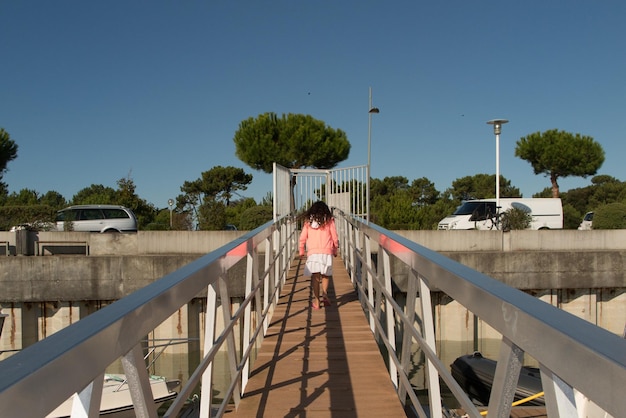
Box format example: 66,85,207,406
273,163,368,220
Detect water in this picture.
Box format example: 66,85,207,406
402,338,541,410
107,350,232,405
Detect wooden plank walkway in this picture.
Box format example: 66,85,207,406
225,256,408,418
222,256,547,418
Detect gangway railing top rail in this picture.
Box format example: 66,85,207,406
335,210,626,418
0,215,298,418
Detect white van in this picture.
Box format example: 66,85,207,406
55,205,138,233
438,198,563,230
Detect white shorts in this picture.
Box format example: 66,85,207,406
304,254,333,277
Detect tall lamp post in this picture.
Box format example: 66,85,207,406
168,199,174,229
367,87,379,223
486,119,509,210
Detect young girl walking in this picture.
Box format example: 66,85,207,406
298,201,339,310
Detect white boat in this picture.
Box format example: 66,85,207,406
47,373,179,418
1,314,181,417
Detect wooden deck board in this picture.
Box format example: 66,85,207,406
225,256,408,417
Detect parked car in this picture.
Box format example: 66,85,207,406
55,205,138,233
578,211,594,230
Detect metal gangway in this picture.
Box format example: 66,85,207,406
0,165,625,417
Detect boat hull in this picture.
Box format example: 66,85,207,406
450,352,544,406
47,374,178,418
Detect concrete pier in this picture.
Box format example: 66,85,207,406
1,230,625,359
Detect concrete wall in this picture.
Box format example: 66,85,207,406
0,251,624,302
0,255,249,302
0,230,247,256
443,251,626,289
2,229,626,256
394,229,626,252
2,230,625,360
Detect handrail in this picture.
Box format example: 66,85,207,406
335,210,626,418
0,215,298,418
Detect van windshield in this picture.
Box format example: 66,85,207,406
453,202,496,215
453,201,497,221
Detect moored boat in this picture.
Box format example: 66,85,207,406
46,374,180,418
450,351,544,406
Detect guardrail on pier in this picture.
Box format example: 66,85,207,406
0,215,298,417
336,210,626,418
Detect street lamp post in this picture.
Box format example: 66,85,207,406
168,199,174,229
486,119,509,210
367,87,379,223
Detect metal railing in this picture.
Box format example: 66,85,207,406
273,162,368,220
0,215,298,418
335,210,626,418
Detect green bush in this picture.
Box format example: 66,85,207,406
0,205,56,230
500,207,532,231
592,202,626,229
562,204,582,229
239,206,273,230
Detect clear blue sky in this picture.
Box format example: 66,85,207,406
2,1,625,209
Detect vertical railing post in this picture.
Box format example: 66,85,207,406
241,249,254,393
398,269,417,405
541,367,578,417
121,344,158,418
68,372,104,417
200,283,217,417
365,235,376,334
273,227,280,305
218,273,241,409
381,247,397,387
418,272,442,418
348,222,357,286
488,337,524,418
354,227,363,298
263,236,271,334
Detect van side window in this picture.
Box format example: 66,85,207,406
103,209,130,219
470,203,487,221
469,203,497,221
485,203,496,219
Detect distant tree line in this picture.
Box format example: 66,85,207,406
0,169,274,231
5,170,625,231
3,116,624,231
368,173,626,230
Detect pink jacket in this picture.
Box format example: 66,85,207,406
299,218,338,257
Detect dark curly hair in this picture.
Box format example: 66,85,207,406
302,201,332,227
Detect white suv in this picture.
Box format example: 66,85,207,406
578,211,594,230
55,205,138,233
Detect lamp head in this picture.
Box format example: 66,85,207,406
487,119,508,135
368,107,380,114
